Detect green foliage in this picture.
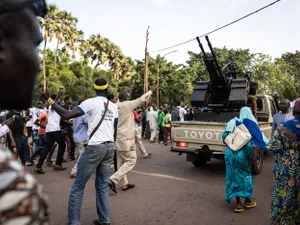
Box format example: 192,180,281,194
39,4,135,101
186,47,299,101
39,4,299,105
281,51,300,96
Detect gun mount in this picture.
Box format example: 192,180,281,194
191,36,258,111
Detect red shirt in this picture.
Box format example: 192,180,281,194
38,112,48,135
133,111,139,120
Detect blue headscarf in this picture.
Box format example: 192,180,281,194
224,107,269,150
283,98,300,136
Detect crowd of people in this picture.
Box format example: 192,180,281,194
138,103,201,146
2,88,298,225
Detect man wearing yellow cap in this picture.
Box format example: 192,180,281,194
45,78,118,225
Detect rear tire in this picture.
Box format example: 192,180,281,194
251,147,263,175
192,154,209,167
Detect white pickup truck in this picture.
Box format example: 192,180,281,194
170,94,278,175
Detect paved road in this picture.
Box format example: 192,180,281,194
33,142,275,225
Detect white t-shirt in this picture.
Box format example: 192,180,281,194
179,107,187,121
0,124,9,137
26,108,34,127
46,106,61,133
32,108,44,130
78,96,118,145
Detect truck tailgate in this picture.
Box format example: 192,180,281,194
171,121,272,152
171,122,227,152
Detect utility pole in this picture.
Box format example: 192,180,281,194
144,26,150,94
156,50,177,107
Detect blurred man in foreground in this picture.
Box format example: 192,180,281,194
0,0,49,224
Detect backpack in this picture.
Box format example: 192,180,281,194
171,108,180,121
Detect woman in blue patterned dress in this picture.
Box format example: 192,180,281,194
222,107,269,213
268,98,300,225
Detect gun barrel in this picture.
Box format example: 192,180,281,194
196,36,207,58
205,36,218,59
205,36,223,77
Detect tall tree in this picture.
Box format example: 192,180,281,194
53,11,78,77
39,4,59,91
281,51,300,96
63,29,84,58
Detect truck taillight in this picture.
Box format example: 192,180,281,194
176,142,187,148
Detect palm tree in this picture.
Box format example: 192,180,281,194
80,37,95,59
63,29,84,58
81,34,111,70
39,4,59,91
53,11,78,77
108,46,135,81
80,34,135,86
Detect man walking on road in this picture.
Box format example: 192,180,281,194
179,104,187,121
158,106,165,144
109,85,158,192
70,106,88,178
148,106,158,143
44,78,118,225
34,94,66,174
62,96,76,161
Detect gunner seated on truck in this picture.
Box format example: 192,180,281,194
248,81,258,118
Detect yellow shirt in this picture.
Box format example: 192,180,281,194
162,113,171,128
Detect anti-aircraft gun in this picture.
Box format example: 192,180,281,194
191,36,258,119
171,36,278,173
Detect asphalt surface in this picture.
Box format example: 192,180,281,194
33,142,275,225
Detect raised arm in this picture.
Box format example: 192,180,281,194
41,91,84,120
127,85,158,111
127,80,135,97
51,103,83,120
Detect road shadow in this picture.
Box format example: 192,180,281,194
194,158,226,176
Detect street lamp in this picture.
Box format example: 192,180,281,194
157,50,177,107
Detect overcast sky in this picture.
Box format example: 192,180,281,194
48,0,297,64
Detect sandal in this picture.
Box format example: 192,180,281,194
234,207,245,213
109,180,117,193
245,201,256,209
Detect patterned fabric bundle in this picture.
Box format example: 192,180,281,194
0,149,49,225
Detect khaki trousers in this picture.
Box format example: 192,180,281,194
110,150,137,187
135,127,148,157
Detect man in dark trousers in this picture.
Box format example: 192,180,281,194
34,94,67,174
6,110,31,166
62,95,76,161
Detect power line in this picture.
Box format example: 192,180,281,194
150,38,195,53
149,0,283,53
